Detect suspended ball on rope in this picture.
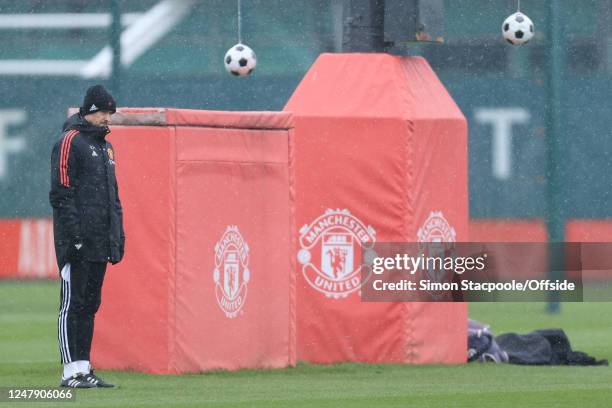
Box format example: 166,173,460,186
224,43,257,77
502,12,534,45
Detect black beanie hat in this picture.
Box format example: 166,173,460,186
81,85,116,115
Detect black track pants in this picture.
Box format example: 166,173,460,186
58,259,107,364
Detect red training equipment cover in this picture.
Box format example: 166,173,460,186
285,53,468,364
90,109,296,373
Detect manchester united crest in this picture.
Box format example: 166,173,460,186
417,211,456,244
213,226,250,318
298,209,376,299
417,211,456,296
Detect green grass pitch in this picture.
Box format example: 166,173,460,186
1,280,611,407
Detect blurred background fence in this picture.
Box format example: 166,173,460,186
0,0,610,226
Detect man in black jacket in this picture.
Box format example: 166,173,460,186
49,85,124,389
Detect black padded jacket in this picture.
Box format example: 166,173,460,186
49,113,125,268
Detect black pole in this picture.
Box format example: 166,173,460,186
545,0,565,313
342,0,386,52
110,0,122,99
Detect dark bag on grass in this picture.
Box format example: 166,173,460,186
468,319,509,363
495,328,608,366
